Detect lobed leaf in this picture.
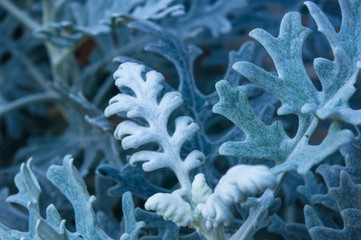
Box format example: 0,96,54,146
213,80,291,163
120,192,145,240
0,156,113,240
145,193,193,227
105,62,205,194
233,12,319,115
201,165,277,229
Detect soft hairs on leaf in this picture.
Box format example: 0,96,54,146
232,0,361,126
305,171,361,239
145,193,193,227
300,1,361,126
105,62,230,239
233,12,318,116
105,62,205,195
201,165,277,229
213,80,291,163
0,156,112,240
120,192,145,240
2,0,361,240
191,173,212,205
215,0,358,175
46,155,112,240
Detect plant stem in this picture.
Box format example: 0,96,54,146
230,116,320,240
50,36,87,80
13,47,49,88
230,189,275,240
0,92,60,118
230,172,289,240
0,0,40,30
274,172,288,195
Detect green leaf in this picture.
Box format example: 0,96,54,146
213,80,291,163
47,155,112,240
216,1,358,175
301,1,361,125
233,12,319,115
120,192,145,240
0,156,113,240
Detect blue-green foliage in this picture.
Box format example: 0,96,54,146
0,156,112,240
0,0,360,239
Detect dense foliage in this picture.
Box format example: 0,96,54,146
0,0,360,239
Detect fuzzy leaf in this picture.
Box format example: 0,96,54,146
0,160,39,239
302,62,361,125
191,174,212,205
275,121,354,174
233,12,318,115
0,188,28,231
330,171,361,211
131,0,184,20
134,209,182,240
0,157,111,240
105,62,204,194
36,205,67,240
268,215,310,240
300,1,361,125
213,80,291,163
16,88,120,176
6,159,41,238
336,143,361,183
65,0,183,36
46,155,112,240
97,164,168,200
7,159,41,211
297,171,329,206
217,1,357,174
176,0,246,38
201,165,277,229
128,19,277,190
305,171,361,239
120,192,145,240
145,193,193,227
